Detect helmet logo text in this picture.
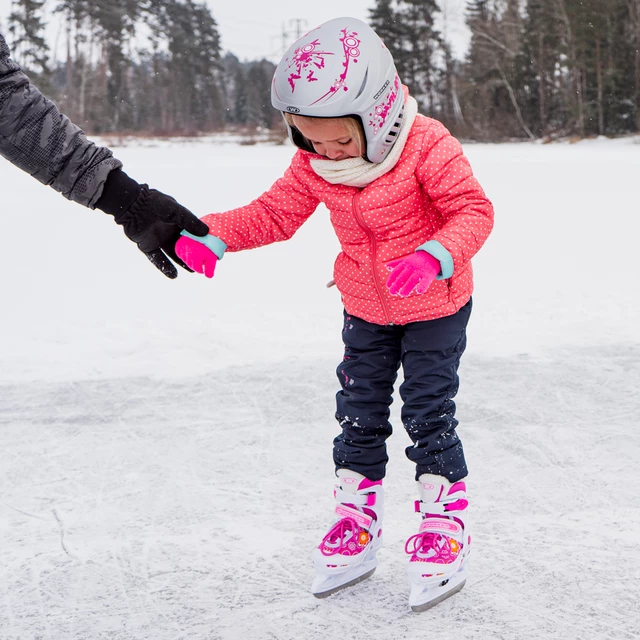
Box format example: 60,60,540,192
369,75,400,135
373,80,390,101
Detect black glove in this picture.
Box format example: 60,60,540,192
95,168,209,279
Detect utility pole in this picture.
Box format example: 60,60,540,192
289,18,308,41
275,18,308,56
280,21,289,56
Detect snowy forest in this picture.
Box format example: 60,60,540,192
2,0,640,140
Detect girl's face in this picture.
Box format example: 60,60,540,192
292,116,362,160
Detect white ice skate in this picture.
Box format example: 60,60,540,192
405,474,470,612
311,469,384,598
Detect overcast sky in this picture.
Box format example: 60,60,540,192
0,0,470,63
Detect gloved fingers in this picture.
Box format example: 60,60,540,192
188,256,215,278
189,260,204,275
386,258,404,271
415,274,436,295
175,236,217,278
163,243,194,273
386,265,411,295
168,203,210,237
203,256,216,279
397,272,421,297
175,236,198,271
134,221,180,254
415,279,430,295
385,266,405,294
144,249,178,279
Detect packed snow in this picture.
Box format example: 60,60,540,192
1,134,639,639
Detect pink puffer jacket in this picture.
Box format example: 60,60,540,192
203,115,494,325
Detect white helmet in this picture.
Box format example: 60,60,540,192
271,17,404,164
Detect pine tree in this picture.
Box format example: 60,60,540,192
463,0,503,137
220,53,247,126
498,0,531,139
603,0,637,133
462,0,534,139
245,59,278,129
7,0,49,76
520,0,565,137
629,0,640,130
558,0,637,135
52,0,90,123
368,0,403,64
149,0,223,133
91,0,141,130
395,0,441,113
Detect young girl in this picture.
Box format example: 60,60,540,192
176,17,494,611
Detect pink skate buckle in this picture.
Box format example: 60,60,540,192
335,504,373,530
444,498,469,512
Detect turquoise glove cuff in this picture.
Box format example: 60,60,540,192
180,230,227,260
416,240,454,280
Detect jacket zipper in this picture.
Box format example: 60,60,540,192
352,192,393,325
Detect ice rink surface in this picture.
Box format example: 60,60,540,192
1,135,639,639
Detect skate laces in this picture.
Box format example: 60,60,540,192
405,527,461,564
320,516,371,557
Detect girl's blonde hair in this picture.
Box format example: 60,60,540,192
283,113,367,158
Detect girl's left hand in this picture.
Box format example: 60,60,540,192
386,250,441,297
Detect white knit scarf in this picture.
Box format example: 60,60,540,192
309,96,418,188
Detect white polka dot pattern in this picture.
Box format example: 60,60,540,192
203,115,494,325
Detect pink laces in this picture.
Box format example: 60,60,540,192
405,531,460,564
320,517,370,557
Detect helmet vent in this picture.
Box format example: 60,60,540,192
355,68,369,99
383,105,404,145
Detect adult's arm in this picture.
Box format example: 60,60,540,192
0,32,208,277
0,31,120,206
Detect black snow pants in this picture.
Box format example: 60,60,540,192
333,298,472,482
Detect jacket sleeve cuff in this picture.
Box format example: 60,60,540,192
94,168,142,218
416,240,454,280
180,230,227,259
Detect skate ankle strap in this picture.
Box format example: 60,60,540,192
334,504,373,530
335,486,377,507
414,496,468,515
418,517,462,537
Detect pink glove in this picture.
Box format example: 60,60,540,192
175,236,218,278
386,250,441,297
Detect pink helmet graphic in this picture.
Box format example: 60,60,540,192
271,17,404,164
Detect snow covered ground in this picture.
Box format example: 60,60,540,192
1,134,639,639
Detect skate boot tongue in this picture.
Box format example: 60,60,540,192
418,475,446,502
416,474,469,514
333,469,381,527
337,469,371,494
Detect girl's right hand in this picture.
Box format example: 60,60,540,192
175,235,218,278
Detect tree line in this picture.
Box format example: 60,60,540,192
3,0,640,140
3,0,278,135
372,0,640,139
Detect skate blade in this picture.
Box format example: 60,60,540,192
409,571,467,612
312,567,376,599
